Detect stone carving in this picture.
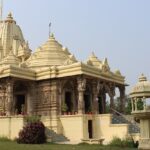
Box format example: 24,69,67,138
77,77,86,91
102,58,110,72
104,83,115,97
43,91,49,104
102,64,110,72
63,55,77,65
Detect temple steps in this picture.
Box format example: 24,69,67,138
112,114,140,133
45,128,70,142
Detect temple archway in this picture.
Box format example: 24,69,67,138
13,82,28,115
62,81,74,114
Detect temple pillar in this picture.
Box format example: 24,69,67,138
119,86,126,113
77,77,86,114
106,83,115,113
105,83,115,113
58,80,63,115
110,95,114,112
6,80,13,116
102,93,106,113
27,83,36,115
92,81,100,114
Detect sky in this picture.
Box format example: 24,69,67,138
2,0,150,94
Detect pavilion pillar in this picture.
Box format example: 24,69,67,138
6,80,13,116
77,77,86,114
131,98,134,112
119,86,126,113
135,98,138,111
142,97,146,111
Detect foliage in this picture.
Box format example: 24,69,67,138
0,136,12,142
61,103,68,112
125,98,132,114
105,101,110,113
108,137,136,148
25,115,41,123
125,97,143,114
17,119,46,144
137,99,143,110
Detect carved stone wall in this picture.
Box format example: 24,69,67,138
0,81,7,114
36,80,56,116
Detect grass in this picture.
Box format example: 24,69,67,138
0,141,137,150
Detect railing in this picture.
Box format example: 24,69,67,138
110,108,139,127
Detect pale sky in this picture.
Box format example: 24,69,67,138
2,0,150,94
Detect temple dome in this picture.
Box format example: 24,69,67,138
0,12,30,59
26,33,77,68
130,74,150,98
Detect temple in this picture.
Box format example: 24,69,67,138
0,13,133,144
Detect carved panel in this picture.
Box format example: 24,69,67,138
77,77,86,91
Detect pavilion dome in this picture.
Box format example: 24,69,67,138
130,74,150,98
26,33,77,68
0,12,30,60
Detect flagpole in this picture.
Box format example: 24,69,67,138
49,22,51,38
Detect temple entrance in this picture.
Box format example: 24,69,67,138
65,92,72,112
84,94,91,113
15,95,25,114
14,82,28,115
88,120,93,139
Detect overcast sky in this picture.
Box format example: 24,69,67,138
2,0,150,93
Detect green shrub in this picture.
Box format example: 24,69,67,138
108,137,135,148
0,136,11,142
78,142,90,145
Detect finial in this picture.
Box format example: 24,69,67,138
7,12,13,19
139,74,147,82
5,11,15,23
50,33,55,39
51,33,54,37
8,12,12,17
103,58,108,65
91,51,95,57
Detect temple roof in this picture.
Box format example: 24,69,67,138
0,12,125,85
86,52,111,73
0,50,20,66
130,74,150,98
26,33,77,68
86,52,102,68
